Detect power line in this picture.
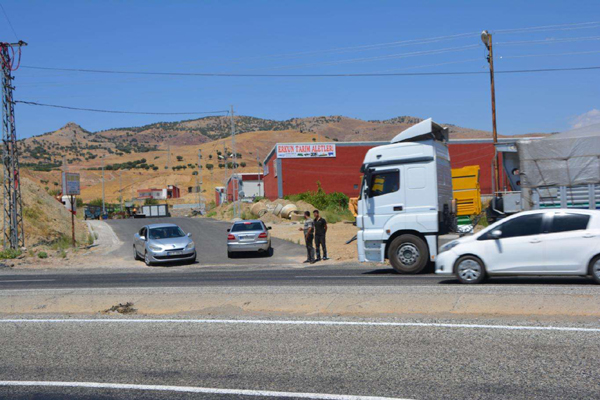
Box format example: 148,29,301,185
17,65,600,78
0,3,19,41
14,101,229,115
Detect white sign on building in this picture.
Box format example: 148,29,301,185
276,144,336,159
62,172,80,196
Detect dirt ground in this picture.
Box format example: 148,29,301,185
268,221,358,262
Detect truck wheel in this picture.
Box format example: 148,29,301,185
388,234,428,274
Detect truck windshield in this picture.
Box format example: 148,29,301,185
369,170,400,197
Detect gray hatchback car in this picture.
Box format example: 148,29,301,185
133,223,196,266
227,220,272,257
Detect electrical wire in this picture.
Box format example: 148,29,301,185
0,2,19,41
14,101,229,115
18,65,600,77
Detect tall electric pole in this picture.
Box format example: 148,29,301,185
256,150,262,198
101,157,106,216
119,169,123,212
481,30,500,194
1,41,26,250
229,105,239,218
197,149,203,210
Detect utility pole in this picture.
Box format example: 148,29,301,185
101,157,106,216
256,150,262,198
481,30,500,194
119,169,123,212
229,105,239,218
1,41,26,250
197,149,203,211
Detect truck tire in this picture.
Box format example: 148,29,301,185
388,234,429,274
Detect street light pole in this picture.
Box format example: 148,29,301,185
481,30,500,194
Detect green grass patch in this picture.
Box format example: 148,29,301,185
285,182,353,223
206,211,217,218
0,249,21,259
37,251,48,259
50,234,72,251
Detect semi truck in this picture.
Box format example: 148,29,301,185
357,119,456,273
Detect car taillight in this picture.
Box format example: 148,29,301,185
258,232,267,238
227,234,235,241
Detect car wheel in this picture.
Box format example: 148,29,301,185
133,246,140,260
589,256,600,284
189,252,197,265
144,251,153,266
227,251,233,259
388,234,429,274
455,256,486,284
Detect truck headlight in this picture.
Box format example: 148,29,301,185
148,244,162,252
440,240,459,254
185,242,195,250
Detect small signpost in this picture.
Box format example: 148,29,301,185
62,172,80,247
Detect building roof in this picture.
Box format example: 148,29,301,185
137,188,163,192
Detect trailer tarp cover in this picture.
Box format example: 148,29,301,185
517,123,600,188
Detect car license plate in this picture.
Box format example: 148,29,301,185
168,251,183,256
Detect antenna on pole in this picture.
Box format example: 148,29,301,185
1,41,26,250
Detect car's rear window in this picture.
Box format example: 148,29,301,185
231,222,264,232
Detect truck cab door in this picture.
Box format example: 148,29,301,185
363,168,404,238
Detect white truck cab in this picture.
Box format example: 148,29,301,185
357,119,455,273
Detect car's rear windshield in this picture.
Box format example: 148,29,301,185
231,222,264,232
149,226,185,239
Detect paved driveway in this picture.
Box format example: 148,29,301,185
107,217,305,266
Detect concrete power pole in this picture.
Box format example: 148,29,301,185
119,169,123,212
1,41,26,250
101,157,106,216
256,151,262,198
229,105,239,218
197,149,203,210
481,30,500,194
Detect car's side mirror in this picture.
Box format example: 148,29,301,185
139,236,146,241
187,233,192,238
489,230,502,239
267,226,272,230
227,228,230,232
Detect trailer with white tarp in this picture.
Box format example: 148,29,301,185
490,123,600,220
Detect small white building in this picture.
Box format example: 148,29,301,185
226,173,264,202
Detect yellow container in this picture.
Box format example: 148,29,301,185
452,166,482,216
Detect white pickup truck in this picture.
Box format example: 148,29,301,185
357,119,456,273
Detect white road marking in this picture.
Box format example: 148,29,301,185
0,279,55,283
1,318,599,332
294,276,441,279
0,380,411,400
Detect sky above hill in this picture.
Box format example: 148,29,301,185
1,0,599,138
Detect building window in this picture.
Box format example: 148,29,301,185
264,164,269,176
274,161,278,177
353,184,358,189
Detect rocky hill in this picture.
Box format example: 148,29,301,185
18,114,500,167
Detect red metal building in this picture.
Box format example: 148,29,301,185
263,139,522,200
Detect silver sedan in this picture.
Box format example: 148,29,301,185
227,220,272,258
133,223,196,266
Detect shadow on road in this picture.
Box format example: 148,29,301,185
362,268,399,275
438,277,596,285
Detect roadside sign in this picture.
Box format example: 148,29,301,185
276,144,336,159
62,172,80,196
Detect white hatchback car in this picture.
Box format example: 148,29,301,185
436,209,600,284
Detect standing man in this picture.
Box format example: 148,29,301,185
299,211,315,264
313,210,329,261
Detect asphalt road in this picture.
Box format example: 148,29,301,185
107,217,306,265
2,265,600,290
0,317,599,399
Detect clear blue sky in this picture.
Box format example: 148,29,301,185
2,0,599,138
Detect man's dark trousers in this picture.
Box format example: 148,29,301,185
315,234,327,259
305,233,315,262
